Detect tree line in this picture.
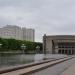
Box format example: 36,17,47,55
0,38,43,53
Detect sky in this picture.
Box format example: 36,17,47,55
0,0,75,42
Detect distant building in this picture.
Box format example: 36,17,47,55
22,28,35,42
43,34,75,54
0,25,35,42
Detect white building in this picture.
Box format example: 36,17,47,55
22,28,35,42
0,25,35,42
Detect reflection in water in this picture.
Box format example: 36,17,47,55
0,54,67,68
0,53,34,68
34,54,45,62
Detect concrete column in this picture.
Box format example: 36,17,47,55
72,50,74,54
71,50,72,55
55,49,58,54
72,50,73,54
46,39,53,54
67,50,69,55
43,34,46,54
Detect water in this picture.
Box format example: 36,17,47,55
0,54,68,68
0,53,35,68
34,54,45,63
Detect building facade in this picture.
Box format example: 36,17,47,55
43,34,75,54
22,28,35,42
0,25,35,42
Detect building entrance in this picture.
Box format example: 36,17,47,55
58,50,74,55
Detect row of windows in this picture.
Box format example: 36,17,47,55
58,46,75,48
59,49,75,50
58,43,75,46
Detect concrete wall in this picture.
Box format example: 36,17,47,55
46,38,53,54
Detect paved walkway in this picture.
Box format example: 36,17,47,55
60,63,75,75
31,57,75,75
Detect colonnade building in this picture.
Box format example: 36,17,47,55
0,25,35,42
43,34,75,54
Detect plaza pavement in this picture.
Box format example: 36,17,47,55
60,63,75,75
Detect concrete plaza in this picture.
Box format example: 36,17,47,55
60,63,75,75
32,57,75,75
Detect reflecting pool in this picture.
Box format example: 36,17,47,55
0,53,35,68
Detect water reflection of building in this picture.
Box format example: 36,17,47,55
43,35,75,54
0,25,35,42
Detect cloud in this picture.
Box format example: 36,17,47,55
0,0,75,42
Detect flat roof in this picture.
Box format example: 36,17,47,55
45,35,75,40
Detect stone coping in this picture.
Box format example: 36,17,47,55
0,58,57,74
1,56,74,75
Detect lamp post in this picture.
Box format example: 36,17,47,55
21,44,26,54
0,43,2,52
0,43,2,48
36,45,40,54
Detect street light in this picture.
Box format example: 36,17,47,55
0,43,2,48
0,43,2,51
21,44,26,54
36,45,40,54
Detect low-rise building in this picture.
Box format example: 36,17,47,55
43,34,75,54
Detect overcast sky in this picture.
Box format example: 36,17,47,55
0,0,75,42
